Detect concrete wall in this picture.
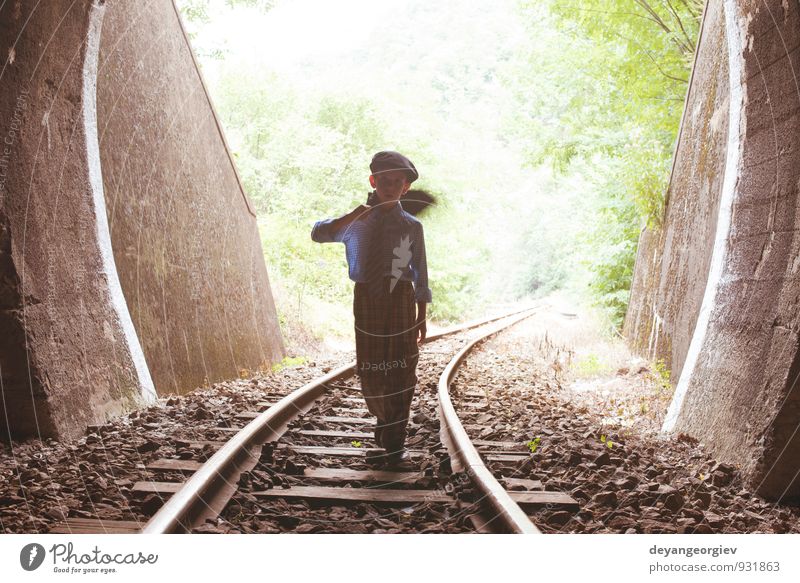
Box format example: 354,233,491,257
625,0,800,500
96,0,284,394
0,0,156,439
0,0,284,439
624,0,730,379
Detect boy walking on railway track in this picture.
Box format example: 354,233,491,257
311,151,432,467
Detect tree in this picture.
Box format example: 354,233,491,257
510,0,701,326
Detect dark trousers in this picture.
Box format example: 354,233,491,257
353,278,419,454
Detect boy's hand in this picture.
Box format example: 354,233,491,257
416,317,427,343
331,205,371,233
416,302,427,343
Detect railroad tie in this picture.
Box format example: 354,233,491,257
296,429,374,439
251,485,578,509
278,445,426,458
49,518,144,534
313,416,376,425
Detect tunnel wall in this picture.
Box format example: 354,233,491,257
96,0,284,395
625,0,800,500
624,0,730,380
0,0,156,439
0,0,284,440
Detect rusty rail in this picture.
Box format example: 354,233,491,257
142,304,537,534
437,307,541,534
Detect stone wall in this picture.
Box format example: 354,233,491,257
0,0,284,439
623,0,730,379
0,0,156,439
96,0,284,394
625,0,800,500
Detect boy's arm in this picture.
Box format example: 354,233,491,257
409,222,432,343
311,204,371,243
409,222,432,303
310,218,341,243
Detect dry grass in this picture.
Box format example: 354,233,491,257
526,293,675,437
268,273,354,360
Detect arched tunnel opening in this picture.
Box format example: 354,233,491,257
1,0,799,540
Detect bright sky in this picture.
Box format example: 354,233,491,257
201,0,401,74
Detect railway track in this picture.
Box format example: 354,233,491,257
49,305,578,534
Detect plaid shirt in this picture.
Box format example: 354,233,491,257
311,202,432,303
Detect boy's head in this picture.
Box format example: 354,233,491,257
368,151,418,207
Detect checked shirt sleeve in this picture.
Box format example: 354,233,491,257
409,222,432,303
311,217,345,243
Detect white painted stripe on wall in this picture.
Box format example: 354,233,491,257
82,0,157,403
662,0,744,432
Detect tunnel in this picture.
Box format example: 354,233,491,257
1,0,799,503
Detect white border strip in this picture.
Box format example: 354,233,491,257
82,0,156,403
663,0,744,432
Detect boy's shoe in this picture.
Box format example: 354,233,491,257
365,448,387,466
385,449,415,470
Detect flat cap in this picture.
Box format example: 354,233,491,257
370,151,419,183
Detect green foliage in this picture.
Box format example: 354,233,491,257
221,64,488,325
573,353,607,377
217,72,387,219
189,0,553,340
270,355,307,372
177,0,702,345
653,358,672,391
513,0,701,328
526,437,542,453
544,0,701,150
179,0,212,23
577,159,641,326
178,0,275,23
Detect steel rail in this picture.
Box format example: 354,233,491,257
437,307,542,534
142,304,538,533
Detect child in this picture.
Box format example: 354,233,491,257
311,151,432,467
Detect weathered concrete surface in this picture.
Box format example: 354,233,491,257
626,0,800,500
96,0,284,394
0,0,156,439
0,0,284,439
624,0,730,377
